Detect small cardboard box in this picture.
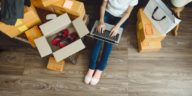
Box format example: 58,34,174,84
138,40,162,53
34,13,89,62
47,56,65,71
25,26,43,48
137,9,165,42
50,0,85,19
0,6,41,38
137,29,162,53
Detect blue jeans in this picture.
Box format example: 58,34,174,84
89,11,128,71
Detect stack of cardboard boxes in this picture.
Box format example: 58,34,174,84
137,9,165,53
0,6,41,38
0,0,88,72
31,0,85,19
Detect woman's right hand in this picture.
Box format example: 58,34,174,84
97,21,105,33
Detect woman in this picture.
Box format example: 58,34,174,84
85,0,138,85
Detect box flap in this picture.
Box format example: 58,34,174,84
34,36,52,57
72,17,89,38
0,22,21,38
39,13,71,36
53,39,85,62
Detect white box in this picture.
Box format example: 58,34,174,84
34,13,89,62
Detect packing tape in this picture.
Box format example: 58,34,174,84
63,0,73,9
17,25,28,32
15,19,28,32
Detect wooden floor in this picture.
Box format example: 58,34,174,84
0,8,192,96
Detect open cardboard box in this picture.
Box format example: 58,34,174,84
34,13,89,62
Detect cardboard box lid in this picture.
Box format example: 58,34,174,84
39,13,71,36
53,39,85,62
72,17,89,38
34,36,52,57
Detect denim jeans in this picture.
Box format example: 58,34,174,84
89,11,128,71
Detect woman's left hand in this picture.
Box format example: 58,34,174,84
110,25,120,37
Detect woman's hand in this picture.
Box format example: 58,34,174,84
110,25,120,37
97,21,106,33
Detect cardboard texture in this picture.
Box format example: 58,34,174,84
31,0,55,12
47,56,65,71
137,9,165,42
35,37,53,57
35,13,89,62
53,39,85,62
42,0,61,7
25,26,43,48
63,0,73,9
137,28,162,53
50,0,85,19
31,0,60,7
32,0,85,19
39,14,71,36
138,41,162,53
0,6,41,38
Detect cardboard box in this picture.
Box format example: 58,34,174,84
50,0,85,19
137,9,165,42
138,40,162,53
31,0,60,7
0,6,41,38
47,56,65,71
137,29,162,53
31,0,57,12
0,22,21,38
32,0,85,19
34,13,89,62
25,26,43,48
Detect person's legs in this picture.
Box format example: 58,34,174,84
85,11,112,84
90,42,113,85
97,42,113,71
88,11,112,70
95,13,128,71
85,37,103,84
89,40,103,70
91,14,129,85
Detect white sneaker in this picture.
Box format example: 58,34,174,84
84,75,92,84
90,77,100,85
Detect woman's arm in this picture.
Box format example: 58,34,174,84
97,0,108,33
110,6,134,37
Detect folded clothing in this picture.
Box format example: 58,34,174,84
0,0,31,25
